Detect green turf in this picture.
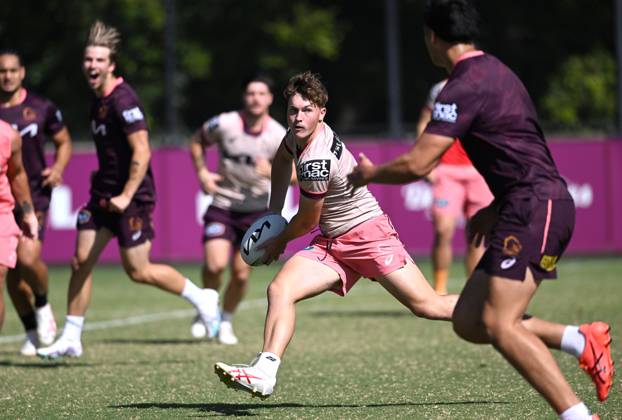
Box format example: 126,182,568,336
0,257,620,419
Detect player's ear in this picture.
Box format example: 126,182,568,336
319,107,327,122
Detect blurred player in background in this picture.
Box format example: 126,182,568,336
0,50,73,355
415,79,492,294
188,75,289,344
214,71,458,399
349,1,613,418
0,120,38,332
37,21,219,359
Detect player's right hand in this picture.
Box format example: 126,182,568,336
198,168,223,195
467,204,498,247
22,211,39,240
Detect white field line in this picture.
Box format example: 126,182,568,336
0,298,267,345
0,276,464,345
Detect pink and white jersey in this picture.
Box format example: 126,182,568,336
0,119,16,214
201,111,286,212
284,123,383,238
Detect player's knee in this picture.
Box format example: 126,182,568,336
203,261,226,277
71,255,88,273
266,278,290,304
452,304,481,343
125,266,151,284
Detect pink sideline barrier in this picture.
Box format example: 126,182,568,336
40,140,622,263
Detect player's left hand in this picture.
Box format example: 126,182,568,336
258,236,287,265
347,153,375,190
41,166,63,188
109,194,131,213
255,158,272,178
468,204,498,247
22,211,39,240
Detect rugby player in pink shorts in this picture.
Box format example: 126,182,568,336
0,120,38,331
214,71,458,399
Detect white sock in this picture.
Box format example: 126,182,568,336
182,279,217,308
254,352,281,378
559,402,591,420
561,326,586,358
62,315,84,342
221,311,234,323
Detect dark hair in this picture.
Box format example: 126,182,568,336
0,49,23,66
283,71,328,107
243,74,275,94
423,0,480,43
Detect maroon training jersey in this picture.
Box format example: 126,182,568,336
89,79,155,203
425,52,569,201
0,89,65,211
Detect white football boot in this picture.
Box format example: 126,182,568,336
190,314,207,338
37,337,83,359
196,289,220,339
218,321,238,345
20,335,38,357
214,360,276,399
35,303,57,346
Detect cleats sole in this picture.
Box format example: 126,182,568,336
214,363,270,400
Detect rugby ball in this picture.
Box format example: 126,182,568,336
240,214,288,266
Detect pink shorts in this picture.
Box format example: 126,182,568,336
295,214,412,296
431,164,493,219
0,212,20,268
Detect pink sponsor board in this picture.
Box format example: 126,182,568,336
41,140,622,263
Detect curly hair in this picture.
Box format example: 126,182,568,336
283,71,328,107
86,20,120,61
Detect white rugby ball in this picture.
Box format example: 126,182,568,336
240,214,288,266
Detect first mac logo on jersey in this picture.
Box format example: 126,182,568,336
432,102,458,123
299,159,331,181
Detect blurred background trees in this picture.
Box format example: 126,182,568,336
0,0,616,141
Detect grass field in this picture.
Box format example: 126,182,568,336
0,257,620,419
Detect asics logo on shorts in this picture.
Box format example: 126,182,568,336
384,255,394,266
131,230,142,241
500,257,517,270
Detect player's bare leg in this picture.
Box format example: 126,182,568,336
37,229,111,359
11,238,57,347
122,240,220,337
218,250,251,344
189,239,230,338
215,256,340,398
453,269,591,415
7,271,40,355
377,259,458,320
431,213,456,294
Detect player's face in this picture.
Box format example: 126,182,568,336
243,81,273,117
287,93,326,141
0,54,25,95
83,46,116,94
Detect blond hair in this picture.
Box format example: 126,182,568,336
87,20,120,61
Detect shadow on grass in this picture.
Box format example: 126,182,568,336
111,400,511,416
0,359,92,368
100,338,203,345
311,309,410,318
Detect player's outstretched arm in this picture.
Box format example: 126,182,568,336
188,129,221,195
268,141,294,214
349,132,454,187
7,130,38,239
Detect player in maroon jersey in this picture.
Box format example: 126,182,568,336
349,1,612,418
37,21,219,359
0,50,72,355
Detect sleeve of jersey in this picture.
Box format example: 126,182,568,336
298,157,331,200
424,80,476,140
200,115,221,145
44,100,65,135
116,94,148,135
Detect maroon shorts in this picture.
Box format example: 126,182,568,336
76,199,155,248
13,208,48,242
202,206,268,248
477,197,575,281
